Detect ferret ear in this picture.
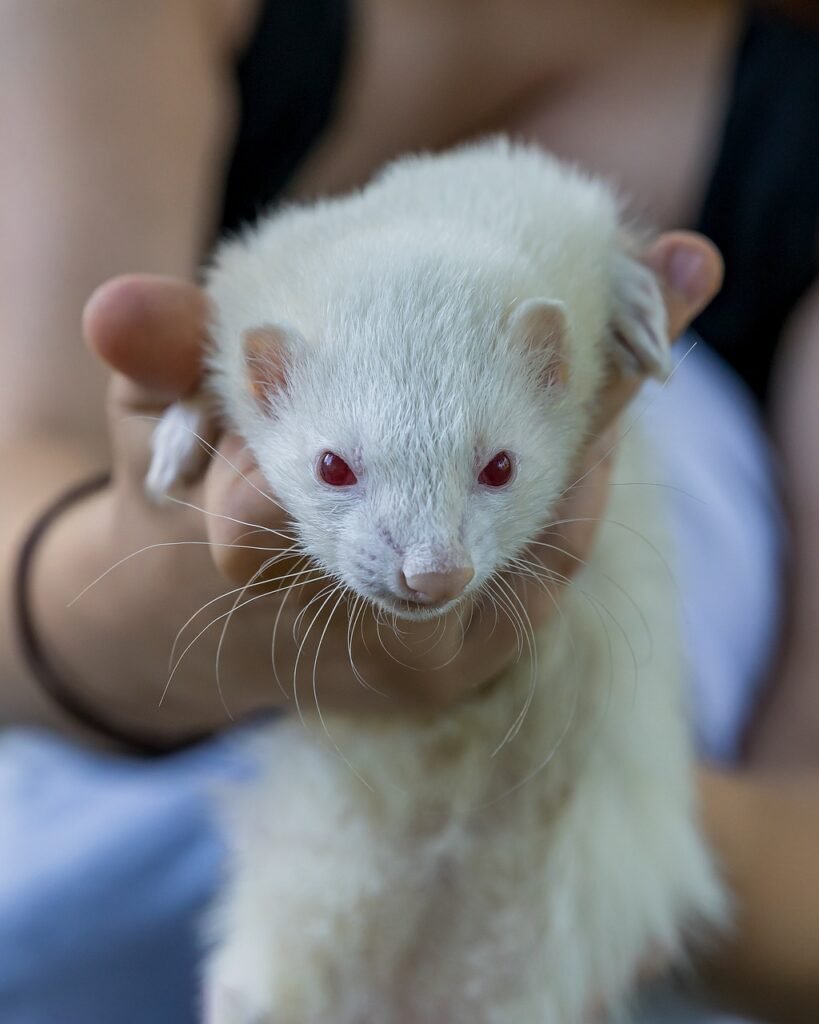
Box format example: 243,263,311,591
507,298,569,388
242,323,302,407
610,252,672,381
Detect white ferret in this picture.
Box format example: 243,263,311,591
150,139,726,1024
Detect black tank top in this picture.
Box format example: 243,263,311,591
221,1,819,406
219,0,349,233
693,6,819,403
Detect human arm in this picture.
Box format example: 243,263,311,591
697,767,819,1024
685,285,819,1021
0,0,257,736
692,279,819,1022
745,279,819,769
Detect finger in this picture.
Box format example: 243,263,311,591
592,232,723,435
540,424,618,578
589,368,643,436
84,274,210,408
642,231,723,341
203,433,295,584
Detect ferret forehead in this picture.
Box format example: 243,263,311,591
288,257,542,440
211,236,515,355
298,328,538,461
321,247,518,348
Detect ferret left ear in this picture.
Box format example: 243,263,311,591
610,252,672,381
507,298,569,388
243,323,301,408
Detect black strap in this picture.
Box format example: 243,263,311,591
14,473,212,756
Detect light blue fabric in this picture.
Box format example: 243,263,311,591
0,729,256,1024
0,340,785,1023
641,339,785,762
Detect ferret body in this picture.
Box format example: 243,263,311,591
151,140,726,1024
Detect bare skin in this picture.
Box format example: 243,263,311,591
1,0,818,1019
698,767,819,1023
0,0,242,733
745,281,819,770
18,232,715,744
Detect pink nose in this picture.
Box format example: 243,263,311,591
403,566,475,604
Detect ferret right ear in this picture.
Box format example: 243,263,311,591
243,324,301,408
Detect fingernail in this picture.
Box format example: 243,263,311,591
667,246,709,304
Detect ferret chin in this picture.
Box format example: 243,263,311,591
375,595,464,622
151,137,726,1024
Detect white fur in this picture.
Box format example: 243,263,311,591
150,140,726,1023
146,397,211,502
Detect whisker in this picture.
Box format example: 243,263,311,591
424,610,462,661
373,612,442,673
423,609,470,672
128,412,291,515
211,556,282,720
69,538,298,607
270,554,317,698
486,681,581,808
603,480,707,503
487,577,524,658
159,583,279,710
345,597,387,697
358,600,375,659
532,546,650,666
160,567,326,708
164,494,296,544
308,590,375,792
560,338,698,497
491,575,538,756
532,521,677,609
211,558,328,719
479,587,501,640
168,549,309,668
507,556,573,642
291,582,345,732
292,582,340,641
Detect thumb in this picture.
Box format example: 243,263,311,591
84,274,209,408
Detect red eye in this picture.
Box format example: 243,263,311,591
318,451,357,487
479,451,513,488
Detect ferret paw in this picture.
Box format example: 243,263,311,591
146,399,211,503
610,252,672,381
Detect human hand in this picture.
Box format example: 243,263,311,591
83,231,721,734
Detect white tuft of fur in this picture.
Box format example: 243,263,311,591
151,139,726,1024
146,398,211,502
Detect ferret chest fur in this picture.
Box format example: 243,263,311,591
149,140,725,1024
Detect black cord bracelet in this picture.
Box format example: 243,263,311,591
13,472,211,757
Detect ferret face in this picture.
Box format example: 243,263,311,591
204,143,672,622
234,276,587,622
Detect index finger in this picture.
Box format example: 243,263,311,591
84,274,210,408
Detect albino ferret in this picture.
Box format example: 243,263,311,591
150,140,726,1024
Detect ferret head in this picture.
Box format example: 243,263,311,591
213,237,668,622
